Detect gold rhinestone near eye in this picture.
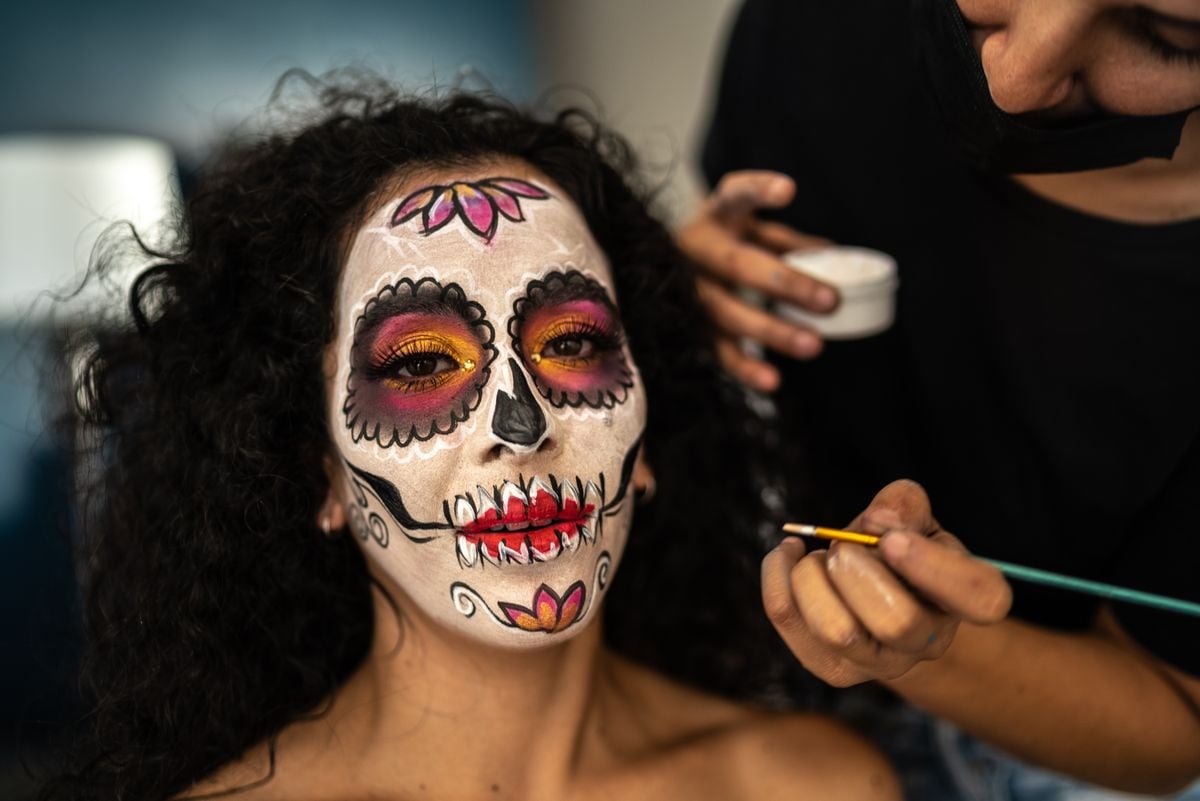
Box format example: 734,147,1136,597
461,359,476,371
530,353,542,364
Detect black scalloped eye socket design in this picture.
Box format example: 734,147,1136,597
508,269,634,410
343,277,496,448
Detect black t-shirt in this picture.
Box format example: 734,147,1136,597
703,0,1200,674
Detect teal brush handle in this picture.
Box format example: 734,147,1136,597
984,558,1200,618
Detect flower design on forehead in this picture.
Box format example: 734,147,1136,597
390,177,550,243
344,277,497,448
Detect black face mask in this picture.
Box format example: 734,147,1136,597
912,0,1196,174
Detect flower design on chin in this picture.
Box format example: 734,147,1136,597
391,177,550,242
498,581,585,634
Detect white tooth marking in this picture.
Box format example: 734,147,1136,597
499,480,528,510
560,479,581,514
498,539,530,565
456,535,478,566
480,542,502,567
455,496,476,528
560,527,580,551
531,537,561,562
476,485,501,519
527,475,558,506
582,480,601,512
578,524,593,544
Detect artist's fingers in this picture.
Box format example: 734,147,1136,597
714,335,781,392
791,551,868,650
711,170,796,218
682,219,838,312
880,530,1013,624
847,479,938,538
825,542,947,653
790,551,933,680
763,540,869,686
696,278,824,360
749,219,834,255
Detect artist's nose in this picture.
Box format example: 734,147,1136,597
978,8,1083,115
485,357,556,460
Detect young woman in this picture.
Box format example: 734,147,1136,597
45,77,899,800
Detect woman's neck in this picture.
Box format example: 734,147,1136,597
280,579,623,799
1012,110,1200,224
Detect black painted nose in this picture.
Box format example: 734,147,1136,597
491,357,546,446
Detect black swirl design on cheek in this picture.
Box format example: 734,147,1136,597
508,270,634,410
343,277,496,448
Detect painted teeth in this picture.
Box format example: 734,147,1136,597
454,496,476,529
476,485,501,523
456,534,478,567
499,480,527,508
560,526,580,551
531,536,560,562
582,480,601,512
526,476,557,525
560,479,581,516
480,542,503,567
497,538,530,565
579,524,594,544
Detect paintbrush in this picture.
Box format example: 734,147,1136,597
781,523,1200,618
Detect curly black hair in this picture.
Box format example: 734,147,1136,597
45,72,808,801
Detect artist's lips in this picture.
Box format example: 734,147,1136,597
452,476,600,567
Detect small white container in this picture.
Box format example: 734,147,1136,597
777,246,899,340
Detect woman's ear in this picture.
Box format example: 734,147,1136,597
317,454,349,535
632,446,656,505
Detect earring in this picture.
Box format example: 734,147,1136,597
319,511,334,537
634,475,657,505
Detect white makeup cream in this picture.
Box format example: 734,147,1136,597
777,246,899,340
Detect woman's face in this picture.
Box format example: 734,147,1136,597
958,0,1200,117
327,162,647,649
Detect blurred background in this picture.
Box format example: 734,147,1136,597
0,0,737,796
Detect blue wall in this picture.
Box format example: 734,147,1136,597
0,0,535,159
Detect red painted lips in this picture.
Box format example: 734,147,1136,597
453,476,601,566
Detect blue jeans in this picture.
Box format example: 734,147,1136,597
831,689,1200,801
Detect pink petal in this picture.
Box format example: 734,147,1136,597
486,178,549,199
554,582,586,632
482,185,522,221
533,584,560,616
499,602,538,629
424,187,457,233
392,186,436,226
454,183,497,240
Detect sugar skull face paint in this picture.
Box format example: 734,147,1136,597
330,166,647,650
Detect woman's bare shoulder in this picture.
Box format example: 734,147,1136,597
602,654,900,800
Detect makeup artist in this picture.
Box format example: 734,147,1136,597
678,0,1200,796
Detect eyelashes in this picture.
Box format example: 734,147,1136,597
1127,10,1200,68
365,334,480,392
527,314,624,368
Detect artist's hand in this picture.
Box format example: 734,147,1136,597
676,170,837,392
761,480,1013,687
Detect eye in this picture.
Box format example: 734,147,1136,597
530,318,619,367
1127,8,1200,67
365,334,480,393
545,335,595,360
390,352,461,379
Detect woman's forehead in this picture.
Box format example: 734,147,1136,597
339,168,613,314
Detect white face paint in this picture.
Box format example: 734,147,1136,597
330,167,647,649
